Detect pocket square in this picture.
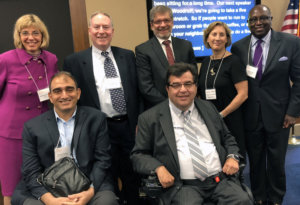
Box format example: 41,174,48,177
279,56,288,61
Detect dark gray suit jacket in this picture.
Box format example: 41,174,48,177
131,99,239,204
63,46,141,137
231,30,300,132
135,36,197,109
12,106,113,205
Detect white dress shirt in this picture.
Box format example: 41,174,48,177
92,45,126,117
169,100,222,179
156,35,175,59
54,108,77,160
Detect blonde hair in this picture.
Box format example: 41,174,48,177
203,21,232,49
13,14,49,49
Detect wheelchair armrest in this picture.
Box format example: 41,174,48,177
139,174,163,199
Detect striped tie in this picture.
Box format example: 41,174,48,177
183,111,209,181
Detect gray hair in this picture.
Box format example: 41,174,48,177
89,11,114,28
149,5,173,22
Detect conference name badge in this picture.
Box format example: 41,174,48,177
105,78,122,89
54,146,71,162
246,65,258,79
37,87,50,102
205,89,217,100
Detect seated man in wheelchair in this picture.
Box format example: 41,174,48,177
131,63,253,205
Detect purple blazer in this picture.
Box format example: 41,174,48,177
0,49,58,139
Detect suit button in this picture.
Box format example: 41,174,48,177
28,76,32,80
37,105,41,109
38,60,42,64
38,76,43,80
28,91,32,96
176,186,180,190
25,106,30,110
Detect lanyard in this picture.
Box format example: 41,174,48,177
247,39,263,67
204,51,226,90
24,62,49,91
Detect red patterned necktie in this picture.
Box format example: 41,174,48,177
162,40,175,65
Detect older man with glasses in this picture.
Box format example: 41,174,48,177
135,5,197,110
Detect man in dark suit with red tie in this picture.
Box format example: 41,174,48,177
231,5,300,205
135,5,197,109
63,12,141,205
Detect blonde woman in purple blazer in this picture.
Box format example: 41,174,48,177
0,14,58,205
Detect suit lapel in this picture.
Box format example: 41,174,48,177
172,37,180,62
72,107,87,153
243,36,252,67
151,37,169,68
159,101,180,168
45,110,60,147
82,48,101,108
264,31,281,75
111,47,128,101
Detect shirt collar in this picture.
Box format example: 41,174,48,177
54,107,77,123
169,99,195,117
16,48,46,65
156,35,172,45
251,29,272,47
92,45,112,56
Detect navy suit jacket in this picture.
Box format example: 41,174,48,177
12,106,113,205
231,30,300,132
131,99,239,204
135,36,197,109
63,46,141,137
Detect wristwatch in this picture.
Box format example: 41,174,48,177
227,154,240,162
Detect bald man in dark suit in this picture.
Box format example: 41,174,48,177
231,5,300,205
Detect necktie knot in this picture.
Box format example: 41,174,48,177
162,40,171,46
182,110,191,121
101,51,109,58
256,39,263,46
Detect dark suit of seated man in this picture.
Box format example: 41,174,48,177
11,71,118,205
131,63,253,205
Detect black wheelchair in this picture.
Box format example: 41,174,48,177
139,164,254,205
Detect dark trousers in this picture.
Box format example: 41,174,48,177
23,190,118,205
107,118,140,205
171,176,252,205
246,114,289,204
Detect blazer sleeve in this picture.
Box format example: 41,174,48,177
135,46,166,106
0,55,7,98
88,114,112,191
131,112,164,175
21,123,48,199
187,41,197,67
63,54,73,73
287,36,300,117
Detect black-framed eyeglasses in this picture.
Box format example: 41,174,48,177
168,82,195,90
248,16,272,24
